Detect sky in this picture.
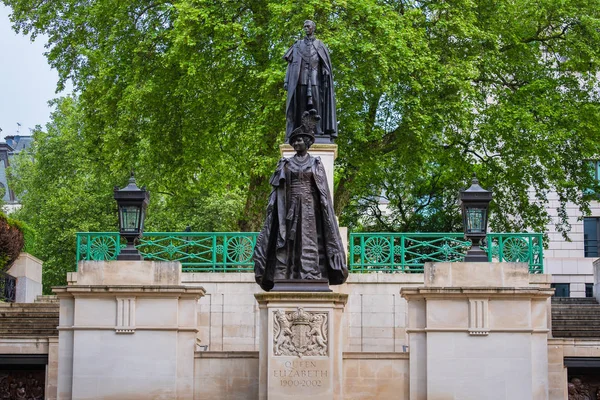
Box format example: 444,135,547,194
0,4,70,141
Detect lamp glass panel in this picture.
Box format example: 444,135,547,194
120,205,140,232
466,207,486,234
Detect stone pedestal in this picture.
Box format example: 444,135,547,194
54,261,205,400
402,262,553,400
255,292,348,400
280,143,337,199
7,252,43,303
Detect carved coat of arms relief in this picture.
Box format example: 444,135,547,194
273,308,328,357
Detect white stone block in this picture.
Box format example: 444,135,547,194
7,253,43,303
76,260,181,285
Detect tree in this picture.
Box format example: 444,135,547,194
3,0,600,289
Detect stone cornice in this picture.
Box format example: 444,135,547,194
254,291,348,306
401,287,554,300
53,285,206,298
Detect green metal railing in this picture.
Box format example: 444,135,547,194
349,232,544,273
76,232,259,272
485,233,544,273
76,231,544,273
349,233,471,273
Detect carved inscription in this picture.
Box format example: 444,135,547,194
273,360,328,389
273,308,328,357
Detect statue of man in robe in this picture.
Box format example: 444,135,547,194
284,20,337,143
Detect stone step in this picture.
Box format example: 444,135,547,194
553,331,600,338
34,295,59,304
553,318,600,323
0,315,58,325
552,311,600,317
0,303,59,310
552,313,600,317
0,311,59,319
0,329,58,336
552,297,598,304
0,302,60,337
552,323,600,329
0,304,59,314
551,325,600,331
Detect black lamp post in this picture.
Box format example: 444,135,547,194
114,172,149,261
459,175,493,262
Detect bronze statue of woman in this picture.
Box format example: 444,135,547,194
253,112,347,291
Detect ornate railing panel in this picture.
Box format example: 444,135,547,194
485,233,544,273
76,232,122,263
349,233,471,273
76,232,259,272
76,231,544,273
1,271,16,302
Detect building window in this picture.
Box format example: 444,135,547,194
586,283,594,298
587,161,600,192
551,283,570,297
584,218,600,257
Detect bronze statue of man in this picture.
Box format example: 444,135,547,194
284,20,337,142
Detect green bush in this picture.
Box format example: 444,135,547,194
0,212,26,271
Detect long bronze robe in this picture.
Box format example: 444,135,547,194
253,156,347,291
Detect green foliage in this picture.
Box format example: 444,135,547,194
3,0,600,289
0,212,26,271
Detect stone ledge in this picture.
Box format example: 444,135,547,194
346,273,425,284
548,338,600,346
343,352,409,359
183,273,256,283
195,351,259,359
401,287,554,299
53,285,206,297
407,328,550,333
57,326,198,332
255,291,348,305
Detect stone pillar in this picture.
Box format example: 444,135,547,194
593,258,600,304
280,143,338,200
46,336,59,400
402,262,553,400
54,261,205,400
255,292,348,400
7,252,43,303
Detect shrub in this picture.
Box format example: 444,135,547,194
0,212,25,271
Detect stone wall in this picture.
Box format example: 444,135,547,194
185,272,550,354
543,192,600,297
0,337,58,399
192,351,409,400
547,338,600,400
185,273,426,354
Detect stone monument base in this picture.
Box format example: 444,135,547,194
255,292,348,400
271,279,332,292
402,262,553,400
54,261,205,400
